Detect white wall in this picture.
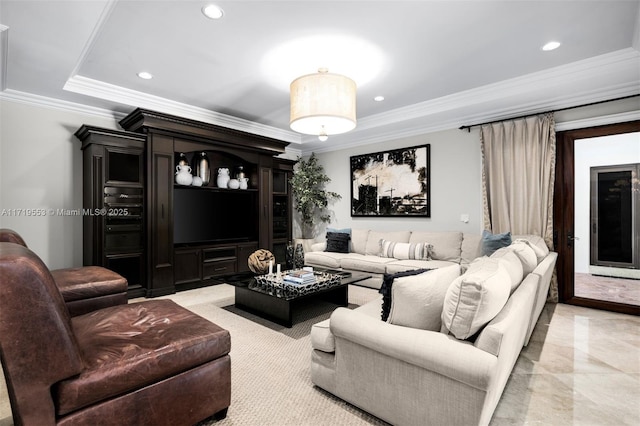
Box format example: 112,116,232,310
574,132,640,273
0,99,119,268
311,129,484,239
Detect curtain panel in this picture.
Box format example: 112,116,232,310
480,113,557,301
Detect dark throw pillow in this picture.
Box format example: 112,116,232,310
325,232,350,253
480,230,512,256
379,268,430,321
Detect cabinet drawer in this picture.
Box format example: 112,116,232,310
203,260,236,278
105,232,142,252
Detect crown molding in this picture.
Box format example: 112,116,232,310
355,48,640,134
555,110,640,132
63,75,302,144
0,89,125,120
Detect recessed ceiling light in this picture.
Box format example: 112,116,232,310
202,4,224,19
374,95,385,102
137,71,153,80
542,41,561,51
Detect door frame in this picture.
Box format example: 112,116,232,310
554,120,640,316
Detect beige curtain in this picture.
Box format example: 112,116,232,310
480,113,558,301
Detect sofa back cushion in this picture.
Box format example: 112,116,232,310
387,265,461,331
489,249,524,293
441,257,511,340
351,229,370,255
505,241,538,275
0,243,84,424
461,233,482,269
409,231,462,263
513,236,548,263
365,231,411,255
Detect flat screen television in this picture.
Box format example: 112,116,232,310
173,188,258,245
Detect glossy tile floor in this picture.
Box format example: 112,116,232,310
574,273,640,306
0,286,638,425
492,302,640,425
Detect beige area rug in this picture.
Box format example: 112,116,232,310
193,284,387,426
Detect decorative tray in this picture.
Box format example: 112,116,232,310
251,271,342,298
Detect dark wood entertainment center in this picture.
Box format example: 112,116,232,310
75,108,294,298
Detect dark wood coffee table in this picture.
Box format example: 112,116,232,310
234,271,371,327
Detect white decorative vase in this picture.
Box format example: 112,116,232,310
191,176,203,187
175,165,193,186
217,168,230,188
239,177,249,190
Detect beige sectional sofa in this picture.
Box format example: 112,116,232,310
305,229,483,289
309,229,557,426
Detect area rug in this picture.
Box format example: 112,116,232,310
187,284,388,426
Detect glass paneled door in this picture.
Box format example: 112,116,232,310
590,163,640,269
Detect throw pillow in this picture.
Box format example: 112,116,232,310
379,268,429,321
513,238,547,263
506,241,538,275
441,258,511,340
387,265,461,330
489,249,524,293
480,230,512,256
325,232,350,253
379,239,432,260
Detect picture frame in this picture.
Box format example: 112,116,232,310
350,144,430,217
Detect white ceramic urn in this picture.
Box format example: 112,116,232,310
175,165,193,186
217,168,230,188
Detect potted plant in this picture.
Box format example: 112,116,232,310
290,153,341,247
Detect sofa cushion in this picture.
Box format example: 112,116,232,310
325,232,350,253
409,231,463,263
365,231,411,255
304,251,346,269
387,265,461,330
341,255,397,274
380,239,431,260
311,319,335,353
488,249,524,293
55,300,231,416
441,258,511,340
51,266,127,302
480,230,512,256
379,268,430,321
513,237,548,263
351,229,370,255
506,241,538,275
385,259,456,274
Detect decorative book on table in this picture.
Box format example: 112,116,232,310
283,269,315,285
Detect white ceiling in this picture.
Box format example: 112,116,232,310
1,0,639,154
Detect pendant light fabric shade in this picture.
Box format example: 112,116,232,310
290,69,357,137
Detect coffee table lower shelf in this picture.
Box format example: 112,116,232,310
234,284,348,328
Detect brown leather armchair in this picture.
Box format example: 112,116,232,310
0,242,231,425
0,229,127,316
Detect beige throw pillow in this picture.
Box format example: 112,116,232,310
387,265,461,330
441,258,511,340
506,241,538,275
489,249,524,292
513,238,547,263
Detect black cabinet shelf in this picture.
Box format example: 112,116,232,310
174,185,258,193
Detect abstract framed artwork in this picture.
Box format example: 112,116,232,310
350,144,430,217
